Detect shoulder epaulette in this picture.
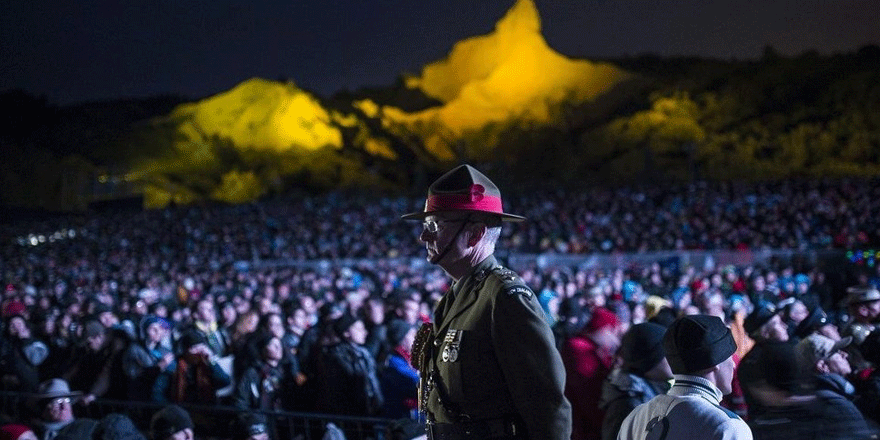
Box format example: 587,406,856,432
491,266,533,299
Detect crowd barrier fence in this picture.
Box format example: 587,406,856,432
0,391,397,440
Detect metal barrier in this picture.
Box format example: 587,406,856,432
0,391,400,440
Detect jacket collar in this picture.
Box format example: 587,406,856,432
434,256,497,335
668,374,723,403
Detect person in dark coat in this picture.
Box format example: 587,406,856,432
314,313,383,416
749,341,873,440
233,332,298,411
599,322,672,440
738,303,789,419
165,330,231,405
793,334,873,437
28,378,97,440
379,320,420,419
402,164,572,440
1,314,48,393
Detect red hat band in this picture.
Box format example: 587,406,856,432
426,184,504,215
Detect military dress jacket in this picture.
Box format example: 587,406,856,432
425,255,572,440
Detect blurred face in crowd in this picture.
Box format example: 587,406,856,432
288,308,310,333
759,315,789,342
87,332,106,352
146,322,168,345
400,327,417,351
7,316,31,339
167,428,194,440
398,298,421,325
818,323,842,341
364,299,385,325
820,349,852,376
852,300,880,321
220,302,237,326
98,311,118,328
195,299,216,324
262,337,283,363
344,320,368,346
42,397,74,423
787,300,809,325
266,314,285,339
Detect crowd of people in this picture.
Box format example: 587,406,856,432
1,175,880,439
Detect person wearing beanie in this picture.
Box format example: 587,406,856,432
793,306,842,342
746,342,873,440
402,164,572,440
599,323,672,440
231,412,269,440
618,315,752,440
149,405,193,440
312,313,383,416
737,303,790,420
89,413,146,440
561,307,623,440
0,424,37,440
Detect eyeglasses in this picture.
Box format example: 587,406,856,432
422,218,469,234
47,398,70,408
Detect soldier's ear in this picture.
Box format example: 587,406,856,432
466,222,486,246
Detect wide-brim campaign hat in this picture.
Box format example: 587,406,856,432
27,378,82,412
401,164,525,222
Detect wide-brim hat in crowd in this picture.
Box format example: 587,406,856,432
33,378,82,401
663,315,737,374
28,378,82,412
795,333,852,367
794,306,830,339
400,164,525,222
845,285,880,306
744,303,779,335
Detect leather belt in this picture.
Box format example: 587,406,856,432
426,416,524,440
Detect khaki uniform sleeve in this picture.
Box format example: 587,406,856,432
490,277,572,440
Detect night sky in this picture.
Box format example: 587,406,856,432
3,0,879,106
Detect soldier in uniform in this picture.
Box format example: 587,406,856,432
402,164,572,440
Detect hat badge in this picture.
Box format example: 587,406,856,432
469,184,485,203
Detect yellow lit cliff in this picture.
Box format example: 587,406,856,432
368,0,631,160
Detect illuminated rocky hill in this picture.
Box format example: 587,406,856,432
363,0,632,160
130,0,634,207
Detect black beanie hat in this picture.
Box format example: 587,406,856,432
150,405,193,440
620,322,667,375
794,307,829,340
663,315,737,374
332,313,360,337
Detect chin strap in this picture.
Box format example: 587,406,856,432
429,216,472,265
